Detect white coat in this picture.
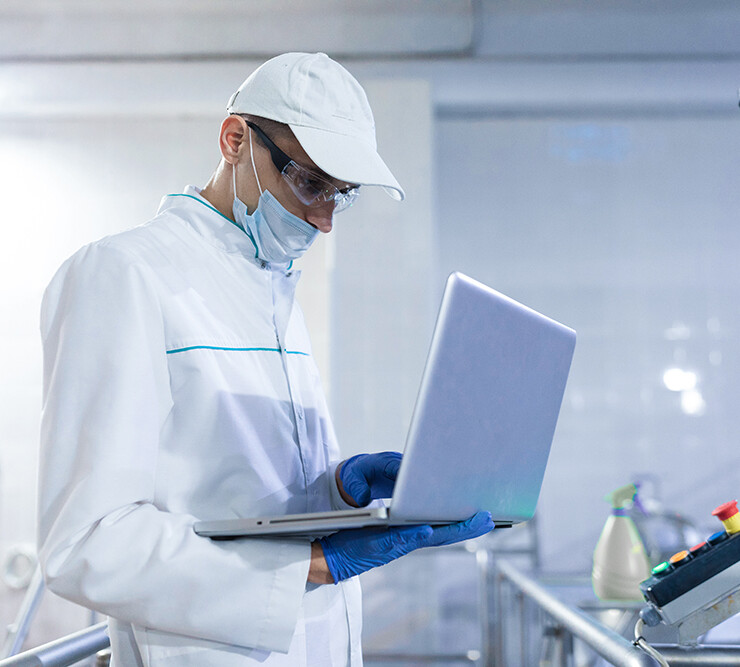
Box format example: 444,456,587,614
37,186,363,666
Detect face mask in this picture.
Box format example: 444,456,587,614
231,129,319,265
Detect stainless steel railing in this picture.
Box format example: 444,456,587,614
7,558,740,666
493,559,740,666
2,567,45,659
0,623,109,667
493,559,660,666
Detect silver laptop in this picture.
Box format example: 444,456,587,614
194,272,576,539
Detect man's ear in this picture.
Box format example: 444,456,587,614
219,115,247,165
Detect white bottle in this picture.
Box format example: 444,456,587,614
592,483,651,600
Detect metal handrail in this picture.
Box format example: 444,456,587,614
494,559,660,666
655,646,740,666
0,623,109,667
2,566,45,658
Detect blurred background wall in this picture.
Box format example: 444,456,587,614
0,0,739,652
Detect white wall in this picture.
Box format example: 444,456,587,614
436,115,740,571
331,79,436,458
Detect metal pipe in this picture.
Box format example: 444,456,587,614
562,627,574,667
652,646,740,665
517,591,526,667
493,571,505,666
363,653,475,663
0,623,109,667
2,566,45,658
550,625,569,667
474,547,491,666
495,560,659,667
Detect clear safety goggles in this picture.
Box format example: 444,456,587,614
244,120,360,214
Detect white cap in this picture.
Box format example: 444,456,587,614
227,52,405,201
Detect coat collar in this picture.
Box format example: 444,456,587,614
157,185,292,272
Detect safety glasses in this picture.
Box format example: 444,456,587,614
244,120,360,214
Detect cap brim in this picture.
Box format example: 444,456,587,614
290,125,405,201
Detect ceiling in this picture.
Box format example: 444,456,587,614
2,0,740,61
1,1,739,119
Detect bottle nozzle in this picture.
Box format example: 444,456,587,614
606,483,638,510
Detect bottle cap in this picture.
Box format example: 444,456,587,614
712,500,739,521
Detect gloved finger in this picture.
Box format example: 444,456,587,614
423,511,494,548
376,451,402,481
338,454,370,506
320,523,434,582
340,451,403,506
340,459,372,507
387,523,435,554
363,452,402,500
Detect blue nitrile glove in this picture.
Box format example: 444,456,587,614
339,451,402,507
319,511,494,583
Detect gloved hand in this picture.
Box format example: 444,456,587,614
319,511,494,583
338,451,402,507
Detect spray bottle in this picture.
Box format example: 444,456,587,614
592,483,651,600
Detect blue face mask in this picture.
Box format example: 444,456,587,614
231,129,319,265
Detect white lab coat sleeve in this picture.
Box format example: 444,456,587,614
37,241,310,653
328,460,359,511
320,415,387,511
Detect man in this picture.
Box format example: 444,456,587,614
37,52,492,666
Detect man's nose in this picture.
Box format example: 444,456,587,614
306,201,335,233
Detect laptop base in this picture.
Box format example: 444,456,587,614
194,507,514,539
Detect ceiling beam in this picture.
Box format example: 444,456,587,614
0,0,474,60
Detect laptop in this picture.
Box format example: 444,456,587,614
194,272,576,539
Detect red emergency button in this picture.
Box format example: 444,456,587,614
712,500,740,534
713,500,738,521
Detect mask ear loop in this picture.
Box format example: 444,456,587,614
231,126,240,203
231,160,238,203
248,127,263,195
232,126,263,206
